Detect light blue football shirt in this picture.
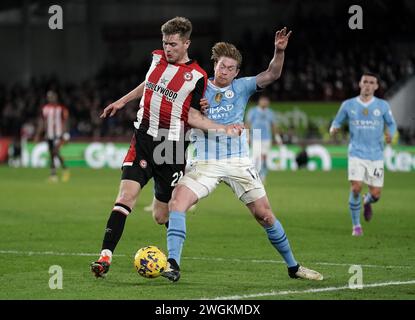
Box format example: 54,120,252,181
246,106,276,141
191,76,257,160
331,96,397,161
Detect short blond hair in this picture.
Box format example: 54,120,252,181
161,17,192,39
211,42,242,68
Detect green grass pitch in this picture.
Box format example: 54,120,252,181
0,167,414,300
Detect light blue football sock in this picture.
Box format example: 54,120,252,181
349,191,361,226
167,211,186,266
364,193,379,204
264,219,298,268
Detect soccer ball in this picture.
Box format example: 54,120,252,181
134,246,167,278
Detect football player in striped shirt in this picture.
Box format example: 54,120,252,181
91,17,243,278
35,90,70,182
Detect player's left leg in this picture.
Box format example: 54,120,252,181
47,139,58,182
362,159,384,222
363,186,381,222
54,140,70,182
245,195,323,281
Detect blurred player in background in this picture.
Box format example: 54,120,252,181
330,72,396,236
91,17,243,278
245,94,280,183
35,90,70,182
162,29,323,282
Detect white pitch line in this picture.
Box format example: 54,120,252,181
0,250,413,269
182,256,413,269
207,280,415,300
0,250,127,257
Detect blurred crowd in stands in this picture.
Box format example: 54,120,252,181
1,2,414,144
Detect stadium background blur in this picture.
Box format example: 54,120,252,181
1,0,414,149
1,0,415,302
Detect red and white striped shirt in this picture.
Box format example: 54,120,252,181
135,50,207,141
41,103,69,139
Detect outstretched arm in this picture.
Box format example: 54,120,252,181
256,27,292,89
330,103,348,136
100,81,145,118
188,108,243,136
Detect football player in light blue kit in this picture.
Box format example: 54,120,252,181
330,72,396,236
162,28,323,282
246,94,279,183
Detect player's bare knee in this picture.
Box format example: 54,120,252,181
253,206,274,227
116,192,137,209
261,213,275,227
351,185,362,195
153,209,168,225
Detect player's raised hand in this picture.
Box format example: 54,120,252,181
225,123,244,137
100,100,126,118
200,98,210,115
275,27,292,51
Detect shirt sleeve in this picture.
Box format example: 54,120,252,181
383,102,397,137
331,101,348,129
190,77,206,110
240,77,258,96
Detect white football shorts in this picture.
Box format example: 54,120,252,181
348,157,384,187
178,157,266,204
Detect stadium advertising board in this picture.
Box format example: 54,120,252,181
17,142,415,172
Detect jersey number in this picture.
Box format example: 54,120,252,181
171,171,184,187
246,167,260,180
373,168,384,178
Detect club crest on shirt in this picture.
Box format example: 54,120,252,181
362,108,369,116
214,92,223,103
225,90,234,99
139,160,147,168
373,109,381,117
183,72,193,81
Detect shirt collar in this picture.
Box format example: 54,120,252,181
356,96,375,107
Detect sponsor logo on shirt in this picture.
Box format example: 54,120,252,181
351,119,381,129
146,81,178,102
208,104,234,119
